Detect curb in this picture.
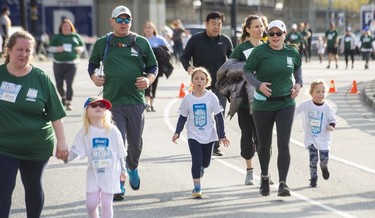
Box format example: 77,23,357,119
362,79,375,109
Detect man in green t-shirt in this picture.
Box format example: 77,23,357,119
88,5,158,201
324,22,339,69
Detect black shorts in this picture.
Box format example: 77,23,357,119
327,47,337,54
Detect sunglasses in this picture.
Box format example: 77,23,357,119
268,31,284,37
90,102,106,108
115,17,132,24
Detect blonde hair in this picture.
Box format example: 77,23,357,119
144,21,158,36
190,67,212,87
82,107,113,134
309,80,326,95
3,30,36,64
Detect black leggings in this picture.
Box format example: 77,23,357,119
253,106,295,182
53,62,77,101
237,108,257,160
0,154,49,218
344,50,354,66
145,75,159,98
188,139,214,179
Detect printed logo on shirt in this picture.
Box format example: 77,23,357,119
131,47,139,56
193,103,207,129
287,57,294,68
243,48,254,59
308,110,323,134
0,81,22,103
92,138,112,171
26,88,38,102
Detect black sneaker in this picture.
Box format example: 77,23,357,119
309,177,317,188
212,147,223,156
259,175,270,196
277,181,291,197
113,193,125,201
321,167,330,180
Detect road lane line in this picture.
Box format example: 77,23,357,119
164,98,358,218
289,136,375,174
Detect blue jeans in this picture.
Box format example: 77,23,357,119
0,154,49,218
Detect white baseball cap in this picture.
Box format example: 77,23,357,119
112,5,132,18
267,20,286,32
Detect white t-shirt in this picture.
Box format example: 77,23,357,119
295,100,337,150
178,90,223,144
70,124,127,193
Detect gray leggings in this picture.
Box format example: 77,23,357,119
253,106,295,182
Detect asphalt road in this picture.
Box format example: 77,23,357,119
8,57,375,218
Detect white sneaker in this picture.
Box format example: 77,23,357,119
245,169,254,185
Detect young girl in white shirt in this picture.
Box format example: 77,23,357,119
172,67,230,198
295,80,337,188
65,97,127,218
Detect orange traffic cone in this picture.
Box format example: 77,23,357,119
178,83,186,98
328,80,337,93
349,80,359,94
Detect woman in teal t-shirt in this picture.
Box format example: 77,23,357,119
243,20,303,197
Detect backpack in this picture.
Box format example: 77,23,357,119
101,32,146,63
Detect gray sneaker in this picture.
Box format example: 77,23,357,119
245,169,254,185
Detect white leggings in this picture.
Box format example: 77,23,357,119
86,191,114,218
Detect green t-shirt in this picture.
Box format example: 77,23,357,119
49,33,84,61
89,33,157,106
343,34,354,51
0,65,66,161
360,35,374,49
286,31,303,45
325,30,338,48
244,43,301,111
230,41,259,109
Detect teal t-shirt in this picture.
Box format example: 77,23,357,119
244,43,301,111
49,33,84,61
0,64,66,161
89,33,157,106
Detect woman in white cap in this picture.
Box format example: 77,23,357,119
243,20,303,197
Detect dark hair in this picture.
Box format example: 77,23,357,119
206,11,225,23
3,30,36,64
1,7,8,14
240,15,261,43
59,19,76,34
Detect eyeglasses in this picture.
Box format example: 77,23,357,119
268,31,284,37
115,17,132,24
90,102,106,108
